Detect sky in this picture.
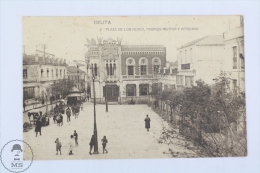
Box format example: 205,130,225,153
23,16,241,63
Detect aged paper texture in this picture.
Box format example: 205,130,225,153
22,16,246,160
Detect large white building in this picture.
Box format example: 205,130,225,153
176,35,225,89
223,26,245,92
23,53,67,104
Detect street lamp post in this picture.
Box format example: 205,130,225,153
105,81,108,112
91,64,99,154
75,60,99,154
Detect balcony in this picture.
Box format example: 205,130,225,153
181,63,190,70
122,75,156,80
107,76,118,82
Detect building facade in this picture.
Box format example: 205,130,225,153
223,26,245,92
176,35,225,89
67,66,86,92
85,38,167,103
23,53,67,104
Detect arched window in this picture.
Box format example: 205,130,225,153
94,63,97,76
152,57,161,74
110,63,113,75
113,62,116,76
106,62,109,75
139,57,148,75
126,57,135,75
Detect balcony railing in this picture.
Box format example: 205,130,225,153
122,75,156,80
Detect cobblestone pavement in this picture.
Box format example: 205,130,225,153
23,102,198,160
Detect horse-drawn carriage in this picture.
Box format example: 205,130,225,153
54,99,67,114
28,111,49,126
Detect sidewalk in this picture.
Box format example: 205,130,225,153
23,100,60,113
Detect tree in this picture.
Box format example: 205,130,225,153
167,90,183,127
51,79,75,99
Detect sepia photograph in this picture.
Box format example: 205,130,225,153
22,16,246,160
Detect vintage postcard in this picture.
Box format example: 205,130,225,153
22,16,246,160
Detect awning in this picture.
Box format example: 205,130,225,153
66,93,81,97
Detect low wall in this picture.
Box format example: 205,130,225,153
90,96,150,104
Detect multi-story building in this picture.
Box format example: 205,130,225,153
223,26,245,92
67,66,86,92
23,53,67,104
85,38,167,103
176,35,225,89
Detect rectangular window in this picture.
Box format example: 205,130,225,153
139,84,149,96
190,48,193,63
164,85,168,90
152,83,162,94
41,69,43,77
23,87,35,100
141,65,147,75
60,69,62,78
64,69,65,77
23,69,27,78
47,68,49,77
240,54,245,69
56,69,58,77
51,69,53,77
233,46,237,69
126,84,136,96
128,66,134,75
185,50,187,63
185,76,194,87
153,65,159,74
170,84,176,90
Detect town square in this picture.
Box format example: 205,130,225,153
22,16,246,160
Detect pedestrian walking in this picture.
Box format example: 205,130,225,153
28,112,31,121
69,135,75,155
60,114,63,126
80,102,83,111
56,114,61,127
74,130,78,146
35,118,42,137
72,106,75,117
87,94,90,102
89,135,95,155
23,102,26,112
55,138,62,155
75,106,80,119
39,110,42,117
144,114,151,132
53,114,57,124
101,136,108,154
66,107,71,122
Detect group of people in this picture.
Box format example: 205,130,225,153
65,104,81,122
89,135,108,155
55,130,79,155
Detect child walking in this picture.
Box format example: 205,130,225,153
55,138,62,155
101,136,108,154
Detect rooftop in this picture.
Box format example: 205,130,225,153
178,35,224,49
67,66,86,74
